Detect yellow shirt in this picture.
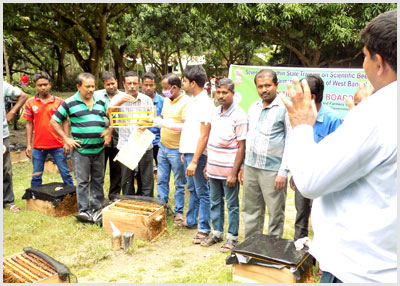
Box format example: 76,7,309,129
161,94,191,149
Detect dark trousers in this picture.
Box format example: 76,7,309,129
153,144,159,167
104,146,122,201
71,150,105,213
120,148,154,197
3,137,14,207
320,271,343,283
294,187,312,241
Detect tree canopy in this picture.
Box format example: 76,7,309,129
3,3,396,90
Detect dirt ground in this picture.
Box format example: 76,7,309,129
77,227,229,283
7,123,27,147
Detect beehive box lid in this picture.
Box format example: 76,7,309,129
231,234,310,268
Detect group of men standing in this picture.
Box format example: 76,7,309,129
2,9,396,283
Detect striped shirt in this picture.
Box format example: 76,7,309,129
52,91,109,155
207,103,248,180
109,92,154,150
245,96,291,176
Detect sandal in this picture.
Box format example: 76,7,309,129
192,231,209,244
220,240,237,252
174,213,185,228
8,204,21,213
200,236,223,247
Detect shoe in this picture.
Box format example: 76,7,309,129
192,232,209,244
174,213,185,228
183,222,197,229
220,239,237,252
7,204,21,213
76,211,91,222
201,235,223,247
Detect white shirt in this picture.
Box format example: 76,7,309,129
179,90,214,154
110,92,153,151
287,81,397,283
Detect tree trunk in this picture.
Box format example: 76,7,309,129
111,44,127,87
176,47,184,77
3,45,11,83
55,45,66,91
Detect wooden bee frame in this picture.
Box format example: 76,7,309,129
108,105,156,128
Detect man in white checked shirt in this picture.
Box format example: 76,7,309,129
239,69,291,239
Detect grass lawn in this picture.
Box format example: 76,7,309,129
4,110,320,282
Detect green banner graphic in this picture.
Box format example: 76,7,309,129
228,65,368,119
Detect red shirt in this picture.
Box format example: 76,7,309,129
23,95,64,149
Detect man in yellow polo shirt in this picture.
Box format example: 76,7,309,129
153,73,190,227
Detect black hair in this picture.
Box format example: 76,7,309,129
361,9,397,73
301,74,324,103
76,72,95,86
216,77,234,93
32,71,51,83
183,65,207,88
101,72,116,82
142,72,156,82
254,69,278,85
123,71,139,82
162,73,181,88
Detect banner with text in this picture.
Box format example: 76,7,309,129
228,65,368,118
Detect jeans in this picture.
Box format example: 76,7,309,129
121,148,154,197
71,149,105,213
3,137,14,207
294,186,312,241
209,177,239,240
156,143,186,214
183,153,211,234
104,145,122,200
31,147,74,187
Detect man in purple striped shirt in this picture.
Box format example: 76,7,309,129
202,78,248,252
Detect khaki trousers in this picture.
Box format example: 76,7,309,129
242,165,287,239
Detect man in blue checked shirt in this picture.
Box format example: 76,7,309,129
239,69,291,239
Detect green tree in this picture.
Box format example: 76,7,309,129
4,3,126,86
240,3,397,67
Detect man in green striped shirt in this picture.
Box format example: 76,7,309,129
50,72,112,220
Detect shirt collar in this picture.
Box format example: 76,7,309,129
170,93,184,104
218,103,235,116
153,92,162,103
193,90,208,102
74,91,101,103
35,94,55,102
316,103,327,123
255,95,281,109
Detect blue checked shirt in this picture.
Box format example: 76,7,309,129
245,96,291,177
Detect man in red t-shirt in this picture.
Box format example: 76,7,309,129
23,71,73,187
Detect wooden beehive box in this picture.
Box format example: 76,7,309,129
44,159,73,174
102,199,166,241
3,252,69,283
232,262,314,283
227,234,315,283
23,183,78,217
